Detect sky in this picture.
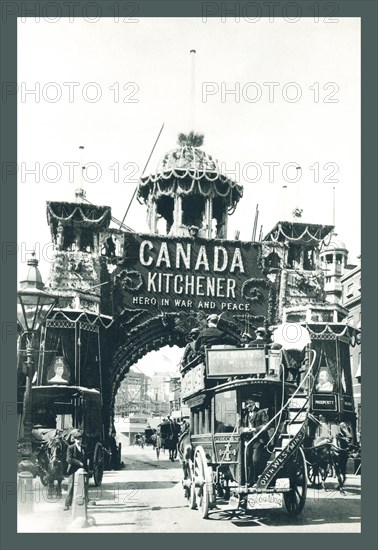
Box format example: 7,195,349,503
130,346,182,376
17,17,361,284
17,17,361,376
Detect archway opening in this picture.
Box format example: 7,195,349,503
113,345,184,447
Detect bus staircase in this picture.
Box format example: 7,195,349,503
242,350,317,494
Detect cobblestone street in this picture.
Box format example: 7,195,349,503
18,435,361,534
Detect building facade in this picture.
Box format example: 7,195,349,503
341,261,361,439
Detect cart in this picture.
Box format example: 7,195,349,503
32,385,105,486
179,325,317,518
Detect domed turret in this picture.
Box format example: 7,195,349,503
319,232,349,304
137,132,243,239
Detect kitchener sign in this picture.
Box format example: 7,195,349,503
116,232,274,317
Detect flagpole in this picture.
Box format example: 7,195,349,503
119,122,165,229
189,49,196,132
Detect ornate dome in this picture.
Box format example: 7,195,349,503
137,134,243,212
320,232,348,254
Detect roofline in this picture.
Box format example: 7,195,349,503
340,265,361,282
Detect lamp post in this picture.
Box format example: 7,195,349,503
17,253,57,512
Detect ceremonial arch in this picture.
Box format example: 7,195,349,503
108,230,281,432
34,134,330,456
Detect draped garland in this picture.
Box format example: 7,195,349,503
47,203,111,228
267,222,333,244
138,144,243,209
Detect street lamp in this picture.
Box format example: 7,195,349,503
17,253,57,512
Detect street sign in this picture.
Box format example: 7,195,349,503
206,348,266,378
247,493,283,510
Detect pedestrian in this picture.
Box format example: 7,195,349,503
154,431,162,460
64,429,88,511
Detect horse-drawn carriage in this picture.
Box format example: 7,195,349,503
133,433,145,448
159,420,181,461
300,322,359,492
144,428,154,446
178,322,358,518
31,385,107,494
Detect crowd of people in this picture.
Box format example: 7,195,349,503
136,417,190,462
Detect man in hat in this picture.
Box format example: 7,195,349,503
195,314,237,353
241,398,272,485
188,225,200,238
180,328,200,370
248,327,269,345
240,332,254,348
64,429,88,511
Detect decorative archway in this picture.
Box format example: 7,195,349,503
108,313,188,431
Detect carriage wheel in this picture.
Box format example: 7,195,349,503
309,462,329,488
284,448,307,516
93,442,104,487
192,446,213,519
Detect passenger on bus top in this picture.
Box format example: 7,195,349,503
240,332,254,347
248,327,269,345
180,328,200,370
195,314,238,353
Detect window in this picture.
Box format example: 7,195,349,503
214,390,237,433
347,283,354,298
303,248,315,271
286,313,306,323
325,276,331,283
322,311,333,323
182,195,206,228
287,245,301,269
156,196,174,235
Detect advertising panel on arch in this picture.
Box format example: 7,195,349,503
114,232,277,320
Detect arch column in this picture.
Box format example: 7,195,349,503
172,195,183,234
205,197,213,238
148,199,158,233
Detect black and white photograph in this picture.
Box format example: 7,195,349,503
14,11,364,536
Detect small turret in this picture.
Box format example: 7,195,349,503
46,200,112,314
319,233,348,304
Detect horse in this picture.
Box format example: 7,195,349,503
329,422,353,493
306,439,334,490
306,422,353,493
161,421,180,461
165,435,178,461
45,434,67,499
